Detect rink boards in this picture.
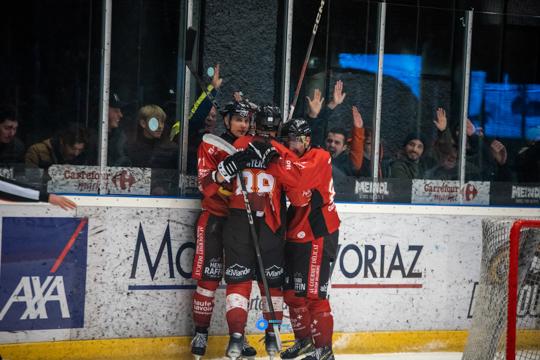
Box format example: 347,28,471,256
0,198,538,357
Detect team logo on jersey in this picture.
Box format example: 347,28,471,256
285,160,292,170
264,265,284,279
0,217,88,331
225,264,251,279
297,231,306,239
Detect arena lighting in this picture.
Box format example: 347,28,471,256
340,53,540,140
338,53,421,98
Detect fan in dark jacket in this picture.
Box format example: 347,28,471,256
0,105,25,167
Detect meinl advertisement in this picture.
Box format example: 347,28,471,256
354,179,412,203
490,182,540,206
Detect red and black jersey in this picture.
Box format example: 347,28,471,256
285,147,340,243
228,135,322,233
197,134,234,217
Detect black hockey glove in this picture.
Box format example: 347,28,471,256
249,141,279,167
217,150,254,183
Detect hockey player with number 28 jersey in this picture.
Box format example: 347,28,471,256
218,106,325,359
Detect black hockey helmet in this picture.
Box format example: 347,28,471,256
281,118,312,138
220,101,251,120
254,105,282,132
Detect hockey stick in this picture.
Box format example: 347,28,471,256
287,0,325,123
185,27,219,109
202,133,236,155
201,133,283,350
326,243,341,300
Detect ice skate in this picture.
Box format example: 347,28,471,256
191,331,208,360
265,331,280,359
301,345,334,360
240,337,257,359
280,337,315,359
226,332,244,359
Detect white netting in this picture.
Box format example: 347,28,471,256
462,219,540,360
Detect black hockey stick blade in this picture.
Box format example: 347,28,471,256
185,27,197,64
184,27,219,109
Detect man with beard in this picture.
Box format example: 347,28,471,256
389,133,428,179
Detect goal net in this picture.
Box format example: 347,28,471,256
462,219,540,360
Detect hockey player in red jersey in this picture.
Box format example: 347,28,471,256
280,118,340,360
220,106,325,360
191,100,259,360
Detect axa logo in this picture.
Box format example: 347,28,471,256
0,276,70,320
0,217,88,331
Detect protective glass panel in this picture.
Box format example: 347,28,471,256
382,4,469,205
106,0,182,196
471,12,540,207
290,0,379,202
0,1,101,193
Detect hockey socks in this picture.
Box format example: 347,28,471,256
259,284,283,333
284,290,312,339
226,281,252,334
192,280,219,329
309,299,333,348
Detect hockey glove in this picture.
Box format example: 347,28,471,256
249,141,279,167
217,150,254,183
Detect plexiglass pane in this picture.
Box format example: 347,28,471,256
1,1,101,193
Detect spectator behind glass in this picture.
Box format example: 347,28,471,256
170,64,222,174
388,133,429,179
25,124,89,169
430,107,510,181
0,105,25,166
107,93,130,166
129,104,178,169
304,81,366,180
516,140,540,182
306,81,347,147
325,127,357,177
425,142,481,180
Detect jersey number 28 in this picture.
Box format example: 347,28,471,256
235,170,276,194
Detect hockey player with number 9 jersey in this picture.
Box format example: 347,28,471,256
280,118,340,360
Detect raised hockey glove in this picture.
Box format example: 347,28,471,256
217,150,254,183
249,141,279,167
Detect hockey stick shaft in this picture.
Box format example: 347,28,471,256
202,133,282,348
237,174,282,349
326,243,341,300
287,0,325,122
185,27,219,109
